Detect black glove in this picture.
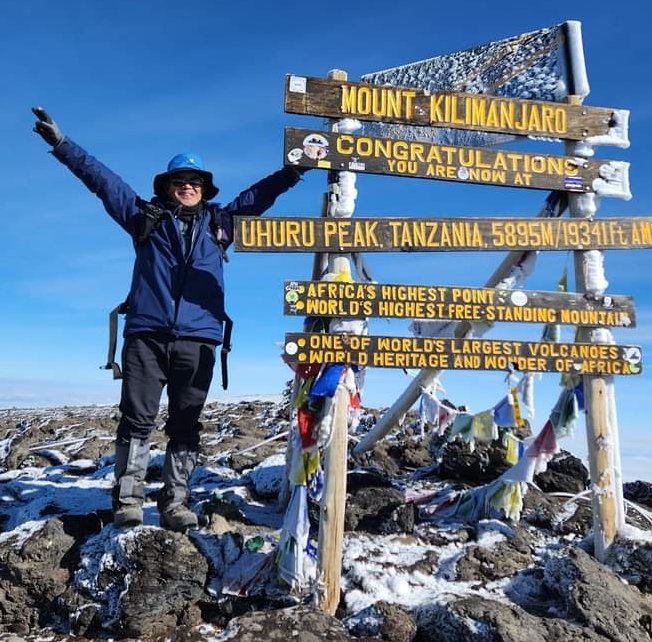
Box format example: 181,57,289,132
32,106,64,146
286,165,311,182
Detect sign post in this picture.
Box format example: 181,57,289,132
317,383,349,615
350,194,568,455
312,70,355,615
567,95,620,560
268,22,641,603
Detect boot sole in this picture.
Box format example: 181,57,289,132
115,518,143,528
159,515,199,532
114,508,144,528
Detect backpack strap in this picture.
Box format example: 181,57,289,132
220,313,233,390
103,204,234,385
100,199,162,379
209,204,234,390
101,300,129,379
209,204,233,261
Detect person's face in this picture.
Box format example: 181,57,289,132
167,173,204,207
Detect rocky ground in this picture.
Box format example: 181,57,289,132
0,397,651,641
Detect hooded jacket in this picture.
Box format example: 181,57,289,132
53,139,301,344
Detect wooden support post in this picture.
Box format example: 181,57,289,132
581,375,618,559
311,191,330,281
566,95,619,560
317,384,349,614
351,196,564,455
316,68,352,613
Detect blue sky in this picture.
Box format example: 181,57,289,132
2,1,650,479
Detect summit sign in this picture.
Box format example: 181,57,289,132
284,127,626,193
285,75,622,141
235,217,652,252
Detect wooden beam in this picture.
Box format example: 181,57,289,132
235,216,652,252
284,126,625,193
566,95,620,560
284,74,621,141
314,69,352,616
283,280,636,328
351,193,568,455
284,333,643,376
316,384,349,615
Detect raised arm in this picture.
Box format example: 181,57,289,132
225,166,308,217
32,106,140,234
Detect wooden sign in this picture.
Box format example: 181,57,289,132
284,333,643,376
235,216,652,252
285,75,620,141
285,127,629,195
284,127,625,193
283,280,636,328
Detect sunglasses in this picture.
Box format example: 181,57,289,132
170,176,204,187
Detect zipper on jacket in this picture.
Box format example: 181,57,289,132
171,208,211,332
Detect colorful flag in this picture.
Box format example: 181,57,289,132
310,364,346,398
493,395,516,427
472,409,498,443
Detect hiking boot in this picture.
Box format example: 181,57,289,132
158,501,199,532
113,502,144,528
112,437,150,528
157,443,199,532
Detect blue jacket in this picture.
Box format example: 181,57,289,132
53,139,301,344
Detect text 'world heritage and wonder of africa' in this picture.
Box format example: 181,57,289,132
284,334,642,376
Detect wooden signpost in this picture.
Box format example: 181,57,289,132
236,216,652,253
283,280,636,328
284,333,642,376
284,126,628,193
285,75,621,141
267,25,641,610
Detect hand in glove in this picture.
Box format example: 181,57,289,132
286,165,312,182
32,107,64,146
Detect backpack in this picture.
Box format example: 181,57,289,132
101,199,233,389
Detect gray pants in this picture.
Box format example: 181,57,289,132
116,333,216,449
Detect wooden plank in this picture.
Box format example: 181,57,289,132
314,69,351,616
285,75,618,141
316,384,348,615
235,216,652,252
283,280,636,328
565,93,618,562
284,127,622,193
284,333,643,376
584,377,617,558
351,192,570,457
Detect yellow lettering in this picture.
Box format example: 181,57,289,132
499,101,515,130
470,96,486,126
485,101,499,127
469,168,507,184
527,105,541,131
430,95,445,123
341,85,356,114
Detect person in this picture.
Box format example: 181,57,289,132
32,106,308,531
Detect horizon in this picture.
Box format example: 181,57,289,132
2,1,650,482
